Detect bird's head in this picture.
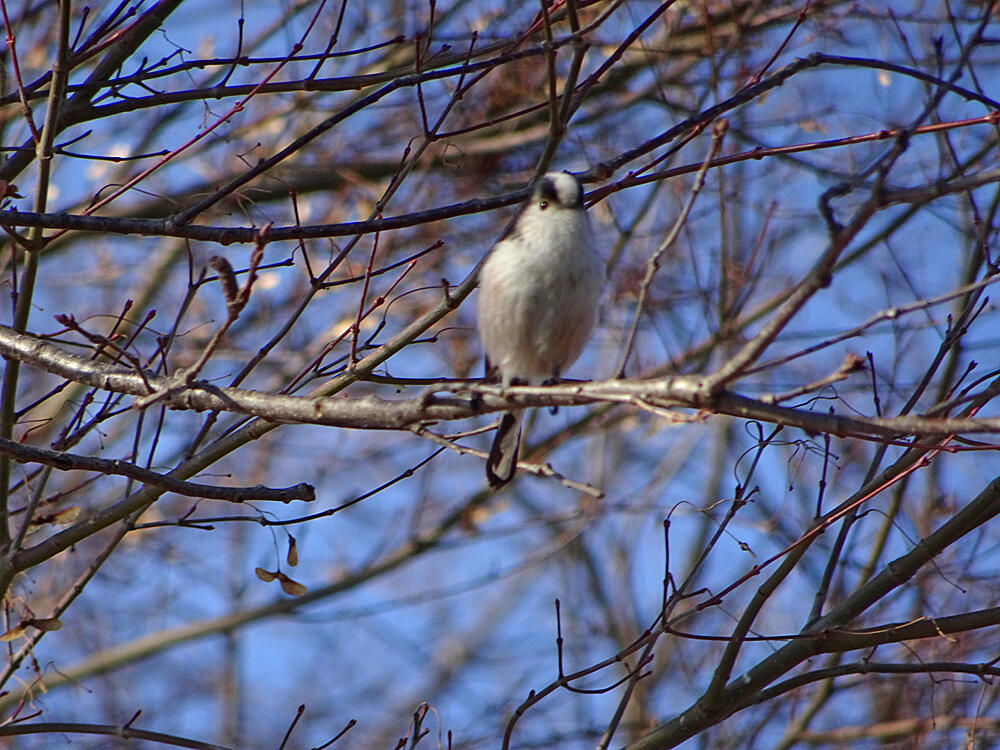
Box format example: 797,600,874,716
535,171,585,211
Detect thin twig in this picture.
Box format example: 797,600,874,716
616,119,727,376
0,437,314,503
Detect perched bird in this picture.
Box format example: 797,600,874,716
476,171,605,488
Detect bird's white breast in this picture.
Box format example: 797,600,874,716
478,202,605,384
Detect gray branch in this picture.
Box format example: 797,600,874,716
3,325,1000,441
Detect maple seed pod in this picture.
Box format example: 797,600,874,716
0,624,26,642
255,567,278,582
277,572,308,597
29,617,63,632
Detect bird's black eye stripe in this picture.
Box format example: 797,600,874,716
537,177,559,205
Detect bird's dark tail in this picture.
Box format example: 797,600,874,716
486,411,523,488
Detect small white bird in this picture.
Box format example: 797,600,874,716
477,171,605,488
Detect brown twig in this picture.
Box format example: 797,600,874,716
0,437,314,503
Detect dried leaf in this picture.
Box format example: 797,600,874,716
0,180,22,200
209,256,239,309
52,507,80,525
254,567,277,582
798,118,827,134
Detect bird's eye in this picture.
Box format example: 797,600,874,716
539,200,549,210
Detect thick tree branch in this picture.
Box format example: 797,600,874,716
3,325,1000,439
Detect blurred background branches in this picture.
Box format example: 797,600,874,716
0,1,999,748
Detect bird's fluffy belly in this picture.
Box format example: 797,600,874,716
479,241,600,382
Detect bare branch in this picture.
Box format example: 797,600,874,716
0,437,314,504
